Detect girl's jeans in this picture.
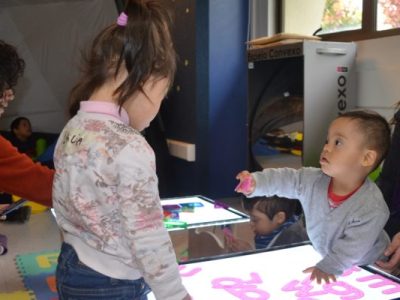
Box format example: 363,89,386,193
56,242,150,300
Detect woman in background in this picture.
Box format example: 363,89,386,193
0,40,53,207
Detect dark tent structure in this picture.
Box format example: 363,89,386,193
0,0,118,133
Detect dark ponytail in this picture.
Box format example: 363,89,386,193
69,0,176,117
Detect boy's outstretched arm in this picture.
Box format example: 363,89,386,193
303,266,336,285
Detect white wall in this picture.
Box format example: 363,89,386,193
0,0,117,133
282,0,325,36
355,35,400,120
282,0,399,122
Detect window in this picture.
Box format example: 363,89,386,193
377,0,400,31
320,0,363,34
318,0,400,41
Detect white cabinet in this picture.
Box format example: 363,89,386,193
248,40,357,169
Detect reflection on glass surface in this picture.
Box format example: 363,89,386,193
320,0,363,34
161,196,249,231
377,0,400,31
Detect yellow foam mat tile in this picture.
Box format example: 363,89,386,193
0,290,35,300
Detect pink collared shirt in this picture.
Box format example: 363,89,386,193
80,101,130,125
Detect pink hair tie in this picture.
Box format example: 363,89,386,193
117,12,128,26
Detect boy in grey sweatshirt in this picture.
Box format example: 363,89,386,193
236,110,391,284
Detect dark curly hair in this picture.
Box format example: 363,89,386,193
0,40,25,94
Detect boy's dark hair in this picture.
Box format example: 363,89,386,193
69,0,177,117
242,195,300,220
338,110,391,170
0,40,25,94
10,117,30,135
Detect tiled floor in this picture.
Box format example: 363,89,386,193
0,210,61,292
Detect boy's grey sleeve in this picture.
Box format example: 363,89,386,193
316,208,389,275
250,167,306,200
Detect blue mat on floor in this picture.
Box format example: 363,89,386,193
14,250,59,300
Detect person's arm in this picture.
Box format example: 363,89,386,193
117,143,188,300
376,232,400,273
249,167,306,200
0,136,54,207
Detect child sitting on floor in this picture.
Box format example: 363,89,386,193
226,195,308,252
9,116,36,158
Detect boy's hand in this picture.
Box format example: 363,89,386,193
376,232,400,273
303,266,336,284
235,171,255,195
225,236,253,252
